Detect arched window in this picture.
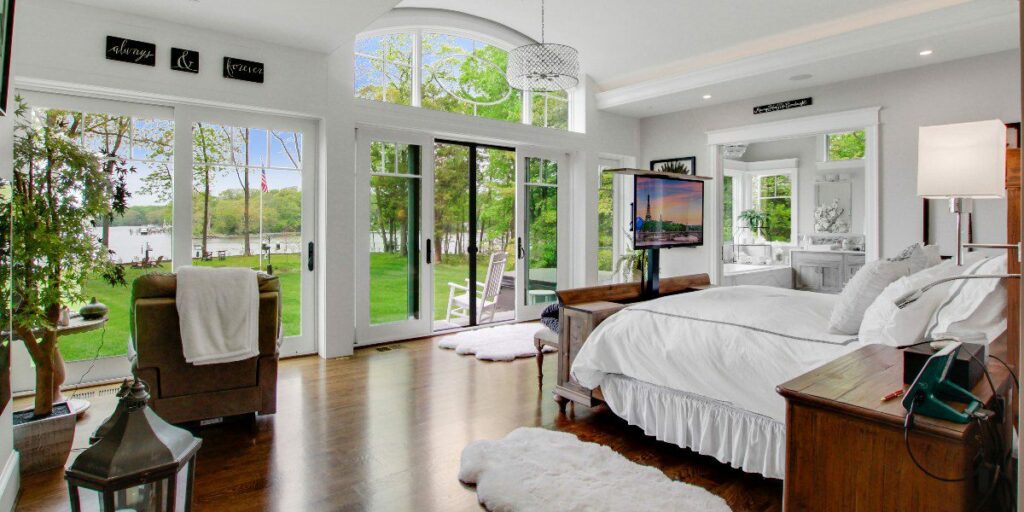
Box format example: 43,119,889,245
355,30,573,130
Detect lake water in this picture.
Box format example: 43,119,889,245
99,225,302,262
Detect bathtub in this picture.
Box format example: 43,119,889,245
722,263,793,288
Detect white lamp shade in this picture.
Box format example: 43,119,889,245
918,120,1006,198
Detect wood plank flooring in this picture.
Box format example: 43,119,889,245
15,328,782,511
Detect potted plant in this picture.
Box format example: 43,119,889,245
615,230,648,283
738,209,769,243
8,100,128,473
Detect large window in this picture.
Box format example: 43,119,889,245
355,31,573,130
27,106,175,362
722,175,733,242
725,166,797,244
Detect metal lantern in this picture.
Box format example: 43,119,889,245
65,379,202,512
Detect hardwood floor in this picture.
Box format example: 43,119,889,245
15,328,782,511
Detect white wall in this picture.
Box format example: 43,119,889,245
741,137,866,237
0,26,15,512
641,50,1021,278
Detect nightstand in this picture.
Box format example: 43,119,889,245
776,342,1014,512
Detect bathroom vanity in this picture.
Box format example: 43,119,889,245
790,249,865,293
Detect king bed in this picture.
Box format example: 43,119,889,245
570,285,862,479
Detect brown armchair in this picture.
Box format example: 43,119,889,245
130,272,280,424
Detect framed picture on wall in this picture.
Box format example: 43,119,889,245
650,156,696,175
0,0,15,116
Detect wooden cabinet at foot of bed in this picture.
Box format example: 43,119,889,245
552,273,712,411
777,341,1014,512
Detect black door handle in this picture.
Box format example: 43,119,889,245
426,239,432,264
307,241,314,271
517,237,525,260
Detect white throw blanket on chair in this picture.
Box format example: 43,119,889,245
176,266,260,366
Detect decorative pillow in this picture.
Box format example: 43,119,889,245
925,254,1008,342
888,242,931,274
540,302,561,334
858,260,964,346
829,258,914,334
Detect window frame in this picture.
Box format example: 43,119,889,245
354,28,576,131
725,162,799,245
822,130,866,162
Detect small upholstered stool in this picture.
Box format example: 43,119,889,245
533,327,559,389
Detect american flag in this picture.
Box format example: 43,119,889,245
260,169,268,193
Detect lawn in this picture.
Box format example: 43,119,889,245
58,252,497,362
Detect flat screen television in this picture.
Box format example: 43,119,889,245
633,175,704,249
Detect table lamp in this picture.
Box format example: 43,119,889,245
917,119,1010,265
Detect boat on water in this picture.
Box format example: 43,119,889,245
139,226,150,235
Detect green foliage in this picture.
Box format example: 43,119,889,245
722,176,733,241
827,130,866,160
597,171,615,272
9,99,127,332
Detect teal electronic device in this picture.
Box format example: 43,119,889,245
901,342,982,424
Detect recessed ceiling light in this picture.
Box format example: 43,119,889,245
702,94,712,100
919,50,933,56
789,73,813,81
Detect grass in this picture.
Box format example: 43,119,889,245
57,252,494,362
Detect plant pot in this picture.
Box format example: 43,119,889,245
13,402,75,474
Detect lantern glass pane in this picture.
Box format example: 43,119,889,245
111,478,172,511
71,485,102,512
174,460,193,511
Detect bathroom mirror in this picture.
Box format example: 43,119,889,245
814,179,852,234
0,178,10,411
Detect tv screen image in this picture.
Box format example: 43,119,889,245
634,176,704,249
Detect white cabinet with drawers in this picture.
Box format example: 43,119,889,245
791,250,866,294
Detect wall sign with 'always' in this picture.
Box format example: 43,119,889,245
753,97,813,115
106,36,156,66
223,57,264,83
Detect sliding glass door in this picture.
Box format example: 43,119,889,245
187,110,317,357
355,127,434,344
9,94,319,394
516,147,568,319
432,141,516,332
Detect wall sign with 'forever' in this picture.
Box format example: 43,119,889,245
106,36,156,66
171,48,199,73
753,97,813,115
223,57,264,83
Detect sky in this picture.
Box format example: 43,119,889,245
636,177,703,226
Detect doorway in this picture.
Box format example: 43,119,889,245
433,141,517,331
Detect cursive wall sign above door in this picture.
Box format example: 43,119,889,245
106,36,156,66
223,56,264,83
170,48,199,73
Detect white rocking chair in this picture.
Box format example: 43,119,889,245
446,252,508,324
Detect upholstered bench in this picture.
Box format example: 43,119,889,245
533,327,559,389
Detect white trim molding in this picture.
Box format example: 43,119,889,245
707,107,881,283
0,449,17,512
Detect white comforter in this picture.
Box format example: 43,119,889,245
571,285,863,422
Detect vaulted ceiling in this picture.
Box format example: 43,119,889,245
66,0,1019,118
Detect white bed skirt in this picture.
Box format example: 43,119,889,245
600,374,786,479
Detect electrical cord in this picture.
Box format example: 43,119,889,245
68,323,106,400
898,338,1008,510
987,354,1018,390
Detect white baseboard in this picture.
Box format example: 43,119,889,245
0,450,19,512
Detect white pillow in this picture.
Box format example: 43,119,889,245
925,254,1008,343
829,259,913,334
889,242,933,274
858,260,964,346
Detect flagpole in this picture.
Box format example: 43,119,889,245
259,160,265,272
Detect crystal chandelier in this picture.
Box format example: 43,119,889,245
506,0,579,92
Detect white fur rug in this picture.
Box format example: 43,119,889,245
460,428,732,512
438,323,555,361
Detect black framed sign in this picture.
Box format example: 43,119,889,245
223,57,264,83
170,48,199,73
106,36,156,66
753,97,812,115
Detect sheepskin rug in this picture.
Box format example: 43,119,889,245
459,428,733,512
438,323,555,361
